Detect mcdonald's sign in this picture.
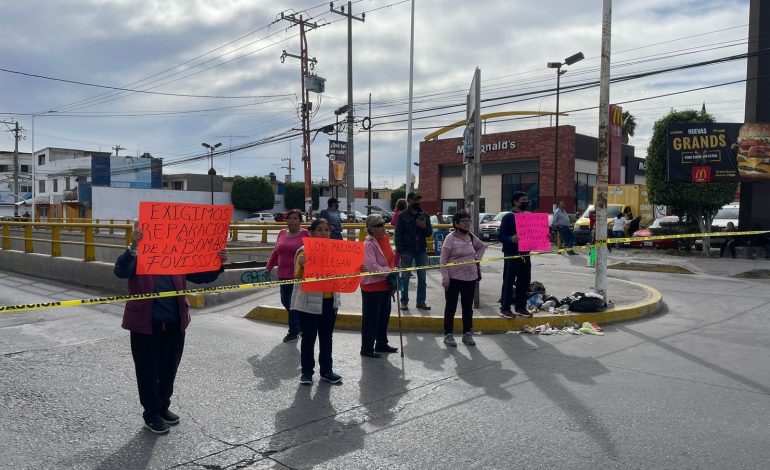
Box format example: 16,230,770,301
609,104,623,137
666,122,742,182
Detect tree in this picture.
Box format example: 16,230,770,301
231,176,275,212
621,110,636,144
284,182,320,212
646,109,738,254
390,188,406,210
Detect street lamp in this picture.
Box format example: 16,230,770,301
202,142,222,205
547,51,583,212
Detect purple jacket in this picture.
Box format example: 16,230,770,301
360,235,393,285
114,249,223,334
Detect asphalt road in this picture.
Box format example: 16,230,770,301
1,251,768,469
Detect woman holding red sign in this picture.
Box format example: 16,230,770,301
359,213,398,358
265,209,309,343
290,218,343,385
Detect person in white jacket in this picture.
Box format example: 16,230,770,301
440,211,486,347
290,218,343,385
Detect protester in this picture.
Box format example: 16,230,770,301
612,213,628,248
553,201,577,255
720,221,737,258
395,191,433,310
391,198,407,227
291,218,343,385
319,197,343,240
498,191,532,318
359,213,398,358
629,215,642,236
114,226,227,435
265,209,310,343
440,211,486,347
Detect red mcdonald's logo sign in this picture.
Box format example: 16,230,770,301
692,165,711,183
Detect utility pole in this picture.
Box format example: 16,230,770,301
13,122,20,217
331,1,365,219
281,156,294,183
281,12,318,216
112,145,125,157
367,92,372,211
405,0,416,193
595,0,612,300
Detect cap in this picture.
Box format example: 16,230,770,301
327,197,339,205
407,191,422,200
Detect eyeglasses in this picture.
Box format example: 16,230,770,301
456,219,471,224
372,223,385,228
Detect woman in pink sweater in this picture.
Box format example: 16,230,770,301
439,211,486,347
265,209,309,342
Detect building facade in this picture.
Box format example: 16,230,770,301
0,151,33,216
418,126,644,216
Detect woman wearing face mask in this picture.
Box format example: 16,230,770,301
291,218,343,385
497,191,533,318
440,211,486,347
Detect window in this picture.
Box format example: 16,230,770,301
38,154,46,165
52,179,58,192
39,207,48,217
574,172,596,214
21,185,31,193
0,164,7,172
501,172,539,211
39,180,45,193
65,177,71,190
21,165,30,173
172,181,184,190
79,206,88,218
441,198,486,216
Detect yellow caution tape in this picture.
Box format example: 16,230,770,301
1,230,768,313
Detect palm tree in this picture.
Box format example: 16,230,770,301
621,110,636,144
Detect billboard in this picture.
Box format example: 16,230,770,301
666,122,770,182
327,140,347,182
91,156,163,188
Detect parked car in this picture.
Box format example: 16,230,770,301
630,215,696,249
479,212,496,224
243,212,275,223
696,202,740,250
364,205,393,223
479,211,507,241
273,212,287,223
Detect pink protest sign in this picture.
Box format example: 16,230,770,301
514,212,551,252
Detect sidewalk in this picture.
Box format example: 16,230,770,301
244,245,662,333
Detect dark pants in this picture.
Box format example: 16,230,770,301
720,239,736,258
130,322,185,422
279,282,301,336
556,225,574,248
500,257,531,311
444,279,476,334
361,290,392,353
297,299,337,376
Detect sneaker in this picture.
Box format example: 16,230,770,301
444,334,457,347
159,409,180,425
144,415,170,434
360,351,382,358
399,303,409,310
514,307,533,318
568,250,579,255
499,309,515,319
299,372,313,385
416,303,431,310
321,372,343,384
579,321,605,336
283,333,300,343
461,332,476,346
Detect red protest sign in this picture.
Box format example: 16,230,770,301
301,238,364,293
514,212,551,252
136,202,233,275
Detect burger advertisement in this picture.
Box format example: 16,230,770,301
666,122,770,183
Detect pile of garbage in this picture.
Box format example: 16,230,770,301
509,322,605,336
524,282,607,314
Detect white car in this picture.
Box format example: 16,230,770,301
243,212,275,223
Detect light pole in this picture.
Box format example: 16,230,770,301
547,51,584,212
202,142,221,205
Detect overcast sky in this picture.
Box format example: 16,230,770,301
0,0,750,190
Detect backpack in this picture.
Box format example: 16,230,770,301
560,291,606,313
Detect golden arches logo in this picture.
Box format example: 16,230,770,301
692,166,710,182
611,106,623,126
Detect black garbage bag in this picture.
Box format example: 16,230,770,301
528,281,546,296
560,291,606,313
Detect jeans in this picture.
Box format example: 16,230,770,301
556,225,574,248
444,279,476,334
296,299,337,376
279,282,301,336
500,257,531,311
361,290,392,353
399,250,428,306
613,230,625,248
130,322,185,421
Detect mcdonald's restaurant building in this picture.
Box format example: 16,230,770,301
418,125,645,216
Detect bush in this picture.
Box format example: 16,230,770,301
231,177,275,212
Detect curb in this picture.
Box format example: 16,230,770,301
243,278,663,333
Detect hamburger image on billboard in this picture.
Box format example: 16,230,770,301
735,122,770,180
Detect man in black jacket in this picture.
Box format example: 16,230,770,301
395,191,433,310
